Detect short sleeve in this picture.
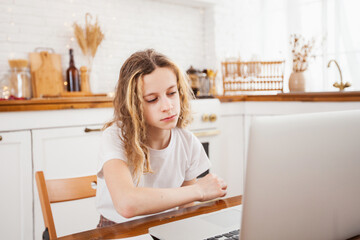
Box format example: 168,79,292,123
97,124,127,178
184,132,211,181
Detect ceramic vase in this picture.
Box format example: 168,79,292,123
289,71,306,92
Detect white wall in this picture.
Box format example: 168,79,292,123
212,0,263,94
2,0,358,95
0,0,267,95
0,0,212,93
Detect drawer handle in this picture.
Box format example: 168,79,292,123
84,128,101,133
202,114,209,122
0,135,2,141
209,114,217,122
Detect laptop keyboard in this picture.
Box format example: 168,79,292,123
204,229,240,240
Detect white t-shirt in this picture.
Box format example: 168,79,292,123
95,124,210,223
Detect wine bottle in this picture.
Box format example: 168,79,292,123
66,48,81,92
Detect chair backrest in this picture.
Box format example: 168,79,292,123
35,171,97,239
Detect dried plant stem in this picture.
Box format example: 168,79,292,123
73,13,104,58
290,34,316,72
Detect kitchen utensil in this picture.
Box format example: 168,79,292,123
221,61,285,95
29,48,63,98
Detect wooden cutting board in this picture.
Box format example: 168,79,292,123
29,51,63,98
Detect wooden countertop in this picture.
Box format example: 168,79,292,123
217,91,360,102
1,91,360,112
0,96,113,112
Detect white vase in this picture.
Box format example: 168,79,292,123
289,71,306,92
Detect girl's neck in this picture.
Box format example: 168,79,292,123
146,128,172,150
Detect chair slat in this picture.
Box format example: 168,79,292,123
47,175,97,203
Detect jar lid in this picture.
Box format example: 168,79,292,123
186,66,198,74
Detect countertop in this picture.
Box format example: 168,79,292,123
217,91,360,102
1,91,360,112
0,96,113,112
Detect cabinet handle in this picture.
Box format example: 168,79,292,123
202,114,209,122
209,114,217,122
0,135,2,141
84,128,101,133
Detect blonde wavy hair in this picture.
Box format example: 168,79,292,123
105,49,194,183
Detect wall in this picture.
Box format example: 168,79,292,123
0,0,209,94
0,0,266,95
212,0,263,94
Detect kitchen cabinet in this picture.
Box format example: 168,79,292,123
32,125,103,239
0,130,33,240
0,108,113,240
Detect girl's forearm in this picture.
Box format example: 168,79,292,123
114,172,227,218
115,184,202,218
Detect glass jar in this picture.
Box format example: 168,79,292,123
0,73,11,99
9,67,32,99
198,72,210,97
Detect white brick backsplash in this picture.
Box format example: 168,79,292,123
1,0,258,95
0,0,217,94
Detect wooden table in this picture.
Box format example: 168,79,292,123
57,196,242,240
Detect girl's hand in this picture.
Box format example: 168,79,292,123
195,173,227,201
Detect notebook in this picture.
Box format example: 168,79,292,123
149,110,360,240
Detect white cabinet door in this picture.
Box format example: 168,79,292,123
218,115,244,197
0,131,33,240
32,125,102,239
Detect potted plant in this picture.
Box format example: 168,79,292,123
288,34,316,92
73,13,104,93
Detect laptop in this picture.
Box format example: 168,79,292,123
149,110,360,240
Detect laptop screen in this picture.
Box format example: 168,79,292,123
240,110,360,240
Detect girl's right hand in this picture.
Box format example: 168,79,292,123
195,173,227,201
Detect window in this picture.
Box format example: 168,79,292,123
262,0,360,91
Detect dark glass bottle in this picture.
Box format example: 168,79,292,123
66,48,81,92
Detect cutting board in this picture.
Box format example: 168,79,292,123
29,51,63,98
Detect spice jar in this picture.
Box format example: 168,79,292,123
198,70,210,97
186,66,200,96
9,67,32,99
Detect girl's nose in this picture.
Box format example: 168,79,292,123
160,98,173,112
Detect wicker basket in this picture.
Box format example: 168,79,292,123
221,61,285,95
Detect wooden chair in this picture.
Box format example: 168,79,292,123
35,171,97,240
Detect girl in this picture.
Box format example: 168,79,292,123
96,49,227,227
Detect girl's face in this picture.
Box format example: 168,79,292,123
141,67,180,132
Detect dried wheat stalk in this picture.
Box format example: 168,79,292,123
73,13,104,58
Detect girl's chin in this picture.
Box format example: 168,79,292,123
148,122,178,132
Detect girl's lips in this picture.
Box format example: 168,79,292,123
161,114,177,122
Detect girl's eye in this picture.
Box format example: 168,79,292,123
168,91,177,96
146,98,157,103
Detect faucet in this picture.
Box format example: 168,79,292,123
327,59,351,91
